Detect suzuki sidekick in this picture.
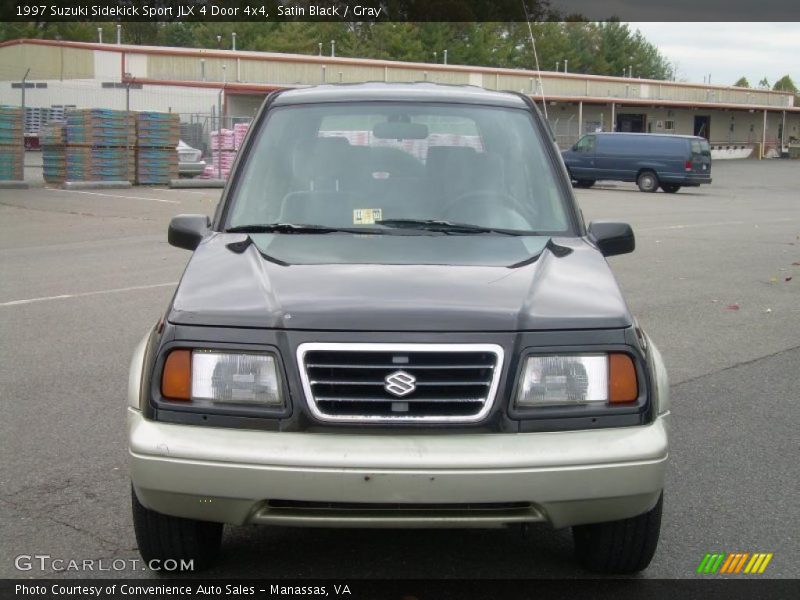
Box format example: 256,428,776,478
128,83,669,573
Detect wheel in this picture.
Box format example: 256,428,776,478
637,170,659,193
131,487,223,572
661,184,680,193
572,493,663,574
575,180,596,188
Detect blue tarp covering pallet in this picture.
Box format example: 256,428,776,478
135,147,178,184
135,111,180,149
60,109,136,183
0,146,24,180
65,147,135,182
65,109,136,147
41,123,66,184
0,106,24,180
43,149,66,184
134,111,180,184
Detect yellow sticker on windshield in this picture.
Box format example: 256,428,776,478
353,208,382,225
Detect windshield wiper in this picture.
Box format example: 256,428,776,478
376,219,539,236
226,223,384,234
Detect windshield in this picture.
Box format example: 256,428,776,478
227,102,570,234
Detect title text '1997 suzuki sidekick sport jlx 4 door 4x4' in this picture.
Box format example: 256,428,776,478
128,83,669,574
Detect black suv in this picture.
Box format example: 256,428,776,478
128,83,669,574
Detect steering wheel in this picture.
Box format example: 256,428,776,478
442,190,534,229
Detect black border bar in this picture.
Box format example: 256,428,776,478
3,579,800,600
3,0,800,22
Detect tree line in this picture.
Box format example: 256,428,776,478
734,75,798,94
1,21,676,80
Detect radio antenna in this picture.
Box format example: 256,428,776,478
521,1,548,120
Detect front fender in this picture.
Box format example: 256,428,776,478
127,331,152,410
645,333,670,415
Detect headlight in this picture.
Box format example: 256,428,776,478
515,353,638,408
161,349,283,407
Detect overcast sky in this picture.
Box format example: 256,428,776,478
626,23,799,87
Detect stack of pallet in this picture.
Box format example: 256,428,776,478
202,128,237,179
233,122,250,150
24,107,46,135
134,111,179,184
40,122,66,184
64,109,136,182
0,105,24,181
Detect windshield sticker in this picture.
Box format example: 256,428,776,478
353,208,383,225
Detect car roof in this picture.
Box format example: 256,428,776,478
592,132,706,141
272,82,529,109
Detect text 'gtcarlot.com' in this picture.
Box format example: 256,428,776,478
14,554,193,572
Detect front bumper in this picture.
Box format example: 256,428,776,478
178,160,206,177
129,408,668,529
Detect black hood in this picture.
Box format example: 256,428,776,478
168,233,632,331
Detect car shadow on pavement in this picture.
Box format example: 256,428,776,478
194,524,580,578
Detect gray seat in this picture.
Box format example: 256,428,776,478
291,137,354,191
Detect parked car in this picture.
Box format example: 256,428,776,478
562,132,712,192
176,140,206,177
128,83,669,574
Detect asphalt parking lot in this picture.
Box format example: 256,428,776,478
1,159,798,579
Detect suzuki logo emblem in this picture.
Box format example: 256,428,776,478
384,370,416,397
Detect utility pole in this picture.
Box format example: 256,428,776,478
20,68,30,141
217,89,222,179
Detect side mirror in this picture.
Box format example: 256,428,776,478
588,221,635,257
168,214,210,251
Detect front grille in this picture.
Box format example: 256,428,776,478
297,343,504,423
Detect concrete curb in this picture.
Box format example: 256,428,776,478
63,181,132,190
169,178,226,189
0,181,29,189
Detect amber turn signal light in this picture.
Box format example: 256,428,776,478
161,349,191,401
609,353,638,403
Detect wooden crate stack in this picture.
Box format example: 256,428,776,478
64,109,136,182
135,112,179,184
40,122,66,184
0,105,24,181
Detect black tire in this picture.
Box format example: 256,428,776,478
661,184,681,193
573,493,663,574
131,487,223,572
637,170,659,193
575,179,596,188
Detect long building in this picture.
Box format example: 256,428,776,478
1,38,798,156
